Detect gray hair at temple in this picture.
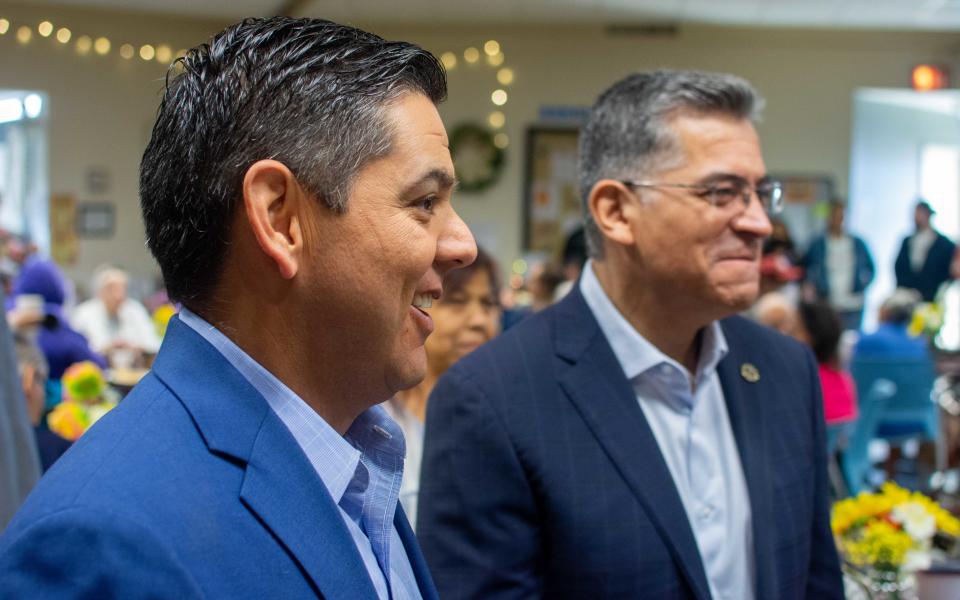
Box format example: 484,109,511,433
578,69,765,258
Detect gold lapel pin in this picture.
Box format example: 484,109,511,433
740,363,760,383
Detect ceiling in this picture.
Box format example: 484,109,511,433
23,0,960,30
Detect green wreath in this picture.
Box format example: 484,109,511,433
449,123,504,193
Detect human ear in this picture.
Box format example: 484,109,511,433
242,160,303,280
588,179,637,249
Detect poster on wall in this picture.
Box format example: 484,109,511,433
523,126,581,257
49,193,78,266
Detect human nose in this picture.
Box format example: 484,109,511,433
733,190,773,237
436,207,477,276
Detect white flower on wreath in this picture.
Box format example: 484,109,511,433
891,502,937,542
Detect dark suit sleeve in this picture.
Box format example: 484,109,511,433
417,366,542,600
801,348,845,598
0,507,205,598
894,237,912,288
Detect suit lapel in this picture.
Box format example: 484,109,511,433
717,318,776,600
554,290,712,600
152,318,378,600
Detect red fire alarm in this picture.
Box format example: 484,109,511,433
911,64,948,91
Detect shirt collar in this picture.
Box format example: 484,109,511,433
178,308,400,504
579,260,728,384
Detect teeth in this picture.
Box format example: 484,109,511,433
412,293,433,309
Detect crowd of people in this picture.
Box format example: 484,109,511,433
0,14,958,600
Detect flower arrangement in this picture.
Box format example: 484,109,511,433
46,361,117,441
833,483,960,596
907,302,943,341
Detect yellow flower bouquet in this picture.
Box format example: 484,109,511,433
833,482,960,597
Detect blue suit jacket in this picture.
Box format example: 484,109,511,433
0,317,438,600
417,286,843,599
803,233,875,299
894,232,956,302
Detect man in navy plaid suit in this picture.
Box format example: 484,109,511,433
418,70,844,599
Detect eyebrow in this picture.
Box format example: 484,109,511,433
696,172,771,186
406,168,459,194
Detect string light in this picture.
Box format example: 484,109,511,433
94,37,110,55
56,27,71,43
155,44,172,63
119,44,134,59
76,35,92,54
0,19,9,35
488,111,505,129
139,44,155,61
494,133,509,149
486,52,504,66
497,67,514,85
440,51,457,70
463,47,479,64
491,89,508,106
37,21,53,37
16,26,31,44
484,40,500,56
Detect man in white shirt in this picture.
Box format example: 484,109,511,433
71,266,161,366
895,200,956,302
419,69,843,600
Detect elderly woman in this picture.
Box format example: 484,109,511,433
385,246,501,529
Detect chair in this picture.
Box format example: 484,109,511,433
841,359,937,495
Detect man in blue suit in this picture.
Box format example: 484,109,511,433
0,17,475,598
418,70,843,599
895,200,956,302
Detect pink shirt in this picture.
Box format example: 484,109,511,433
818,364,858,424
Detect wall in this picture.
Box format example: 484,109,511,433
1,2,959,287
0,3,225,292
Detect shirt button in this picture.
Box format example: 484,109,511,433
697,505,713,520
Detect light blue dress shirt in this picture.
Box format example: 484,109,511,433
180,309,421,600
580,263,755,600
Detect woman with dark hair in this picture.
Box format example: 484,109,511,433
384,246,501,528
794,300,857,425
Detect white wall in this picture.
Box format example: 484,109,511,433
1,2,959,289
849,90,960,329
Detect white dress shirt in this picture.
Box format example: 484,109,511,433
580,262,755,600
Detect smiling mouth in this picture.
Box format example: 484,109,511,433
412,293,433,312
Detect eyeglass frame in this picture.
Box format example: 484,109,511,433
619,177,784,215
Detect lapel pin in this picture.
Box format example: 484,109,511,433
740,363,760,383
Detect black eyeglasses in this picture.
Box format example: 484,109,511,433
620,179,783,215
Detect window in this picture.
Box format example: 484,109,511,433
0,91,49,252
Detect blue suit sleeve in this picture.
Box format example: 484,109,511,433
417,367,542,600
0,507,205,598
802,348,845,598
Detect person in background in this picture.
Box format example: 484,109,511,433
7,258,106,383
12,332,71,472
803,201,875,330
793,300,857,426
0,287,40,530
895,200,956,302
553,226,588,301
418,69,842,599
384,246,500,530
71,266,161,368
759,217,804,298
854,288,930,360
752,291,799,336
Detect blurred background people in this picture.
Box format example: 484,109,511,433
7,258,105,390
794,300,858,426
854,288,930,361
753,291,799,336
12,331,71,473
760,217,804,298
0,287,40,530
895,200,957,302
803,201,875,331
71,266,161,368
383,246,501,529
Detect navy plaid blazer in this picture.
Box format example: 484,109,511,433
417,284,843,599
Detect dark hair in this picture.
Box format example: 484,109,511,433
798,300,842,364
578,69,763,258
140,17,447,307
442,246,500,304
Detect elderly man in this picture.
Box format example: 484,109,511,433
418,70,843,599
71,266,161,366
0,17,474,599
